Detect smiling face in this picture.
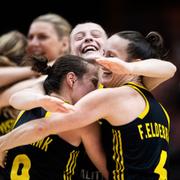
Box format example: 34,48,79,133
100,34,130,87
70,22,107,59
27,22,65,61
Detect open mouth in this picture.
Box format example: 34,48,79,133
82,45,98,54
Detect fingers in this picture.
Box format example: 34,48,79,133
44,95,75,113
53,102,75,113
62,103,75,112
0,151,7,168
96,59,111,68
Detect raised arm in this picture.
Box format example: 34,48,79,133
0,66,39,88
96,57,177,90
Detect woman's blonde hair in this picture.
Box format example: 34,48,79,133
33,13,72,39
0,30,27,66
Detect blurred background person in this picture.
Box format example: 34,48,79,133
26,13,72,63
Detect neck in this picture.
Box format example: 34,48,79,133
50,92,72,104
108,75,142,88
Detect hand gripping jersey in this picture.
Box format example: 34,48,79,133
101,82,170,180
4,107,82,180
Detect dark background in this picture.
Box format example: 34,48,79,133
1,0,180,178
1,0,179,37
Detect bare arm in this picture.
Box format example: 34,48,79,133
9,80,45,110
0,76,46,108
0,67,39,88
81,123,108,179
9,81,74,112
96,57,177,90
0,89,109,151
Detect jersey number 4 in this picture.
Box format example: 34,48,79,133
154,150,167,180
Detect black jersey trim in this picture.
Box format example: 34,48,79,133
12,110,25,128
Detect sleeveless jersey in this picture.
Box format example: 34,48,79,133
4,107,82,180
0,108,17,136
79,83,105,180
0,115,15,136
101,82,170,180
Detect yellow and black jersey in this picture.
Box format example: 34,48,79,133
0,114,15,136
101,82,170,180
4,107,82,180
79,145,104,180
0,106,19,136
79,83,105,180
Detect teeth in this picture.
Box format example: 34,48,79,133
82,45,97,53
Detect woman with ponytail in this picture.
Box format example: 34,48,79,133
1,54,108,179
0,30,176,179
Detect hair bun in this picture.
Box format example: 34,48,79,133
22,55,52,75
146,31,163,49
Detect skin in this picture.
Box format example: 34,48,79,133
99,34,177,89
0,67,38,88
0,35,152,145
27,21,69,61
0,32,175,148
70,22,107,59
9,23,176,111
1,62,108,179
9,22,108,111
0,20,71,108
0,25,176,179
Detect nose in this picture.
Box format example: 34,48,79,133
84,37,93,43
28,36,40,46
84,33,94,43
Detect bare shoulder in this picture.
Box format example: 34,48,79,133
98,86,136,100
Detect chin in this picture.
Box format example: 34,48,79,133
82,51,101,59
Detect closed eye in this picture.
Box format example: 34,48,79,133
105,51,116,57
91,78,99,88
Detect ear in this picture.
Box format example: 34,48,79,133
66,72,77,88
61,36,70,54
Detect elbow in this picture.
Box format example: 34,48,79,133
9,93,31,110
9,94,17,108
9,93,23,110
163,62,177,79
169,63,177,78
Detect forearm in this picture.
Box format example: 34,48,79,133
0,67,37,87
131,59,177,90
10,91,46,110
0,113,80,151
9,79,45,110
0,119,51,151
131,59,176,78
